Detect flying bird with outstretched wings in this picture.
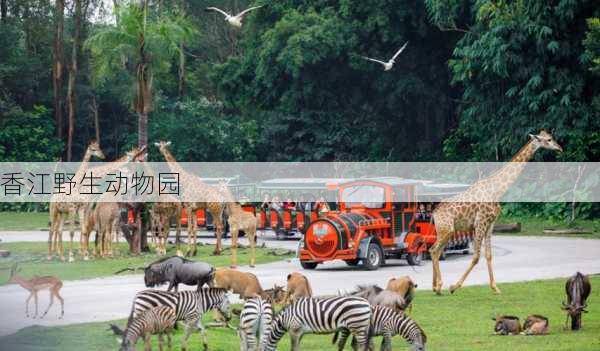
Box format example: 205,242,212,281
204,5,264,28
362,41,409,71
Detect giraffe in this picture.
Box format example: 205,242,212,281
149,197,183,256
429,130,562,295
48,144,145,261
225,201,258,268
154,141,229,257
48,141,105,261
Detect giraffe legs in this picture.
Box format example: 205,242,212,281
185,207,195,257
230,226,238,269
429,222,452,295
68,208,77,262
484,228,501,294
175,208,182,257
249,227,256,268
449,224,486,294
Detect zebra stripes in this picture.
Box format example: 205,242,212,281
239,297,273,351
261,296,371,351
120,305,176,351
128,288,231,350
335,305,426,351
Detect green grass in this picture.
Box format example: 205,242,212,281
0,212,49,231
0,241,292,284
496,215,600,239
1,277,599,351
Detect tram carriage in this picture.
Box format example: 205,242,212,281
254,178,343,240
298,177,475,270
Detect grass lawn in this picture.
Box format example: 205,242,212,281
0,241,293,285
496,215,600,239
0,212,49,231
1,277,599,351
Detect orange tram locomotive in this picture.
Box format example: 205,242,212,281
298,177,474,270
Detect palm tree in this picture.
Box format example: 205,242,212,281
85,1,193,150
85,1,193,254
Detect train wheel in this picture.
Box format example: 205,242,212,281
363,243,383,271
407,252,423,266
344,259,360,266
300,261,318,270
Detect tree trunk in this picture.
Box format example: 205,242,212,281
66,0,82,161
1,0,7,21
138,111,148,150
53,0,65,141
91,96,100,143
178,42,185,98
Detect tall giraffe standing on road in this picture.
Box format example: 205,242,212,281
155,141,230,256
429,130,563,295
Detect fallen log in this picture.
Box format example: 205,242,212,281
543,227,593,235
493,223,521,233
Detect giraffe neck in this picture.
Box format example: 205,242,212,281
486,139,538,200
159,147,194,180
85,153,130,178
73,149,93,183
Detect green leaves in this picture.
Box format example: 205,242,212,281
435,0,600,161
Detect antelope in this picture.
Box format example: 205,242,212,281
7,264,64,319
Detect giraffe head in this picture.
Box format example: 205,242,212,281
86,141,105,159
153,140,172,153
529,130,562,153
125,145,147,162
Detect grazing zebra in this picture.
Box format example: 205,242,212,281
261,296,371,351
238,297,273,351
127,288,231,351
333,305,426,351
120,305,177,351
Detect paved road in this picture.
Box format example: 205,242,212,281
1,232,600,337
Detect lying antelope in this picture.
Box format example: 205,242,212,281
7,264,64,319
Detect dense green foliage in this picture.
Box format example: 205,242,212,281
0,0,598,218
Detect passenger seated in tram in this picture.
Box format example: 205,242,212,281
416,203,430,221
260,194,271,210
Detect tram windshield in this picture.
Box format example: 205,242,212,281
341,185,385,208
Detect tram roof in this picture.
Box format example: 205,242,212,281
257,178,354,190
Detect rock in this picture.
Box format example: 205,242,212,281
0,250,10,258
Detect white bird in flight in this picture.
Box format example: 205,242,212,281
204,5,264,28
362,41,409,71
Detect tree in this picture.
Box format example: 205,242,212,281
66,0,90,161
53,0,65,141
427,0,600,162
85,1,194,151
212,0,460,161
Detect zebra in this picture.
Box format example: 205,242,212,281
261,296,371,351
239,297,273,351
120,305,177,351
333,305,426,351
126,288,231,351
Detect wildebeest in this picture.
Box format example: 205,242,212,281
522,314,549,335
493,315,521,335
562,272,591,330
116,256,215,292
